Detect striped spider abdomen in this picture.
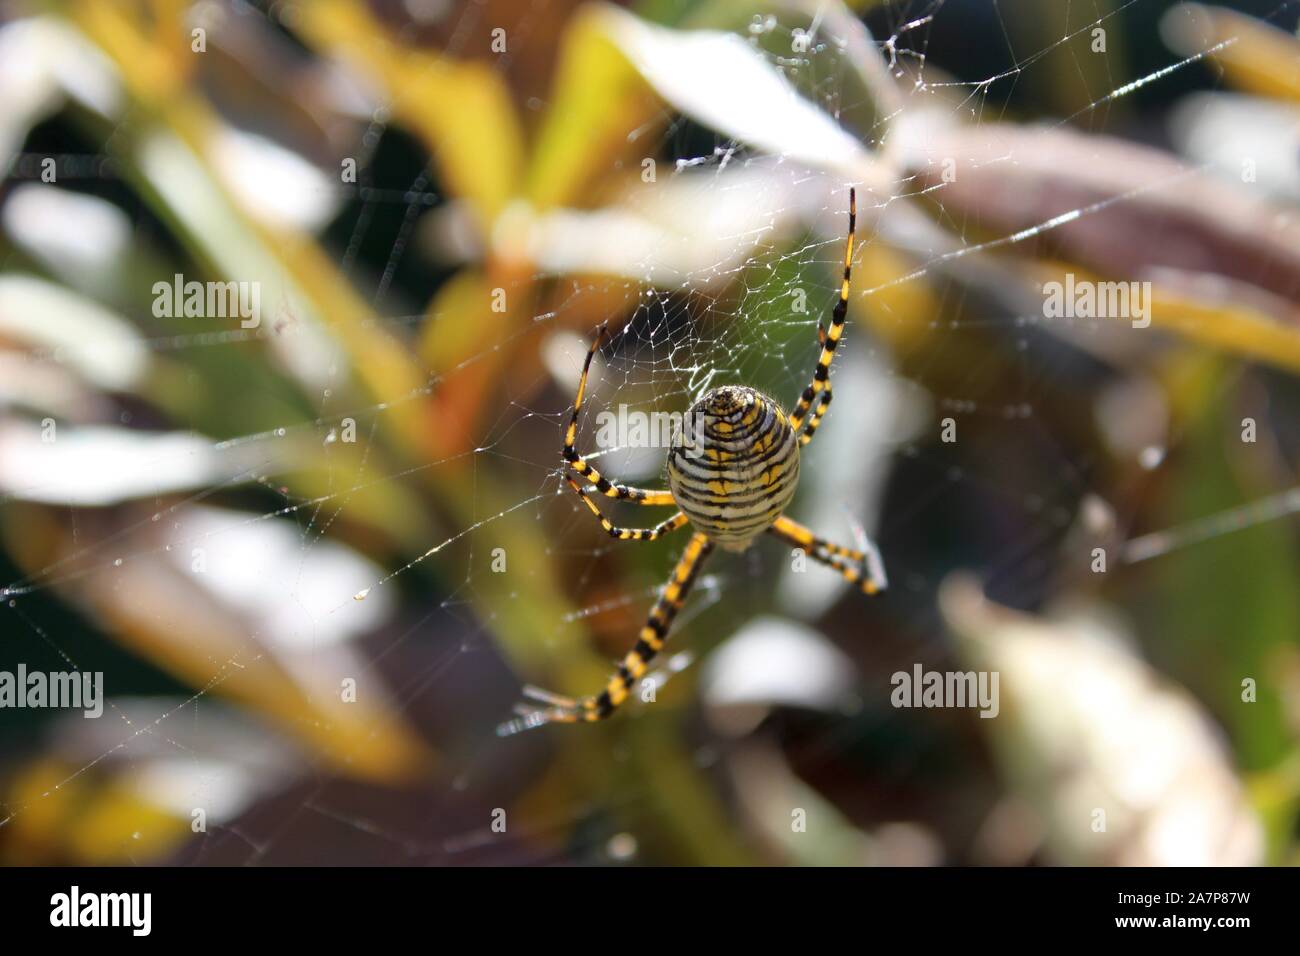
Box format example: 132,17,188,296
667,385,800,552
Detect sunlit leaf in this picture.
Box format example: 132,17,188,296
593,5,872,176
0,275,147,391
943,574,1264,866
2,504,433,782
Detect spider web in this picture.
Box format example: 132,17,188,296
0,0,1296,866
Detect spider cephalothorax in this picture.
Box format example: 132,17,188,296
499,189,886,734
668,386,800,552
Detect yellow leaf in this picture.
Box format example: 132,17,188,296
293,0,524,227
1164,3,1300,102
526,5,664,209
1030,261,1300,375
855,244,942,354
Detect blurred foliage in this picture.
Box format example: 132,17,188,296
0,0,1298,866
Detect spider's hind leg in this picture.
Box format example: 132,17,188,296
767,514,886,595
497,533,714,735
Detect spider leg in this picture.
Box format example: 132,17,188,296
798,371,832,446
789,189,855,437
563,321,675,507
566,477,688,541
497,533,714,735
768,514,886,595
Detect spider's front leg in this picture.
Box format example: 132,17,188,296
797,325,833,446
768,514,886,596
560,323,685,539
564,322,674,506
498,533,714,734
789,188,855,442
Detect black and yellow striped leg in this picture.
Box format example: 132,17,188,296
789,188,855,434
497,533,714,735
798,324,833,445
564,321,676,508
768,514,886,595
798,383,831,445
565,476,688,541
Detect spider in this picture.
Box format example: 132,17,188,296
498,189,885,735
